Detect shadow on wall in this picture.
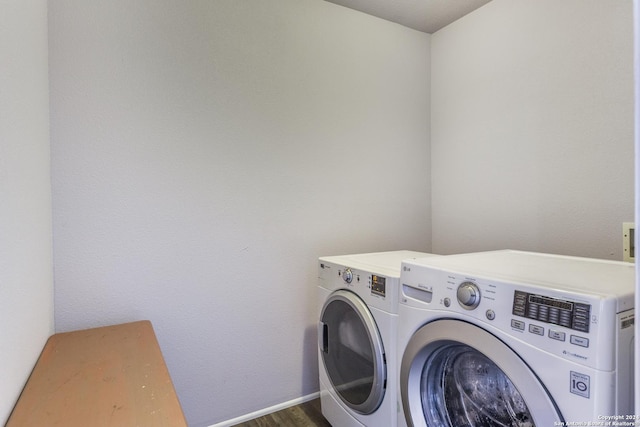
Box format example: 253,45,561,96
303,324,320,394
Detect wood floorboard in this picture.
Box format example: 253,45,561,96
231,398,332,427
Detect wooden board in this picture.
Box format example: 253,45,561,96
7,320,187,427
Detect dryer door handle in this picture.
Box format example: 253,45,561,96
319,321,329,353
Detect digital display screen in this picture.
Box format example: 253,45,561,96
512,291,590,333
528,295,574,311
371,275,386,297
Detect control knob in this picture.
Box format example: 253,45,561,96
342,268,353,284
457,281,480,309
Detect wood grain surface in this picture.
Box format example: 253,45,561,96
231,399,331,427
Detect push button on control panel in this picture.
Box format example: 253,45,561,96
511,319,525,331
528,324,544,336
570,335,590,348
548,330,566,342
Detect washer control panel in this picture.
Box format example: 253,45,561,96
399,254,633,372
319,260,400,312
512,291,591,333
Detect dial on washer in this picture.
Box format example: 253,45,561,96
457,281,481,309
342,268,353,283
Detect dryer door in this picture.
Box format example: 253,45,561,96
400,319,563,427
319,289,386,415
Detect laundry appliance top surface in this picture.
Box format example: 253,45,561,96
320,250,439,278
403,250,635,313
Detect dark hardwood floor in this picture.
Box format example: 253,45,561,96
231,398,331,427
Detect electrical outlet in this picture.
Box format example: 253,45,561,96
623,222,634,262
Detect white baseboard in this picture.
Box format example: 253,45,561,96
207,392,321,427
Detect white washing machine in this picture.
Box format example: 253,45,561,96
397,250,635,427
318,250,439,427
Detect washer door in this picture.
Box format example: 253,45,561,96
319,289,386,415
400,319,563,427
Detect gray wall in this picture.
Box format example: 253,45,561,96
431,0,634,258
0,0,54,423
48,1,431,425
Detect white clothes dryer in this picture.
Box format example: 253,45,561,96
318,250,439,427
397,250,635,427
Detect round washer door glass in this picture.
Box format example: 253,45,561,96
320,290,386,415
400,320,562,427
422,344,533,426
